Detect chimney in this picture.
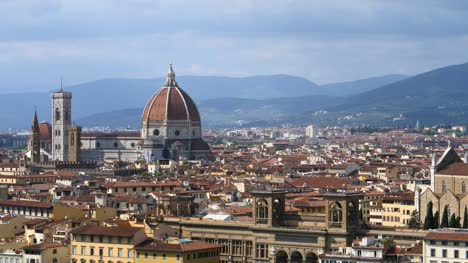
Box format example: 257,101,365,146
464,152,468,164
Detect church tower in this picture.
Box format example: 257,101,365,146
51,89,72,161
29,110,41,163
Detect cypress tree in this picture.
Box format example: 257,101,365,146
433,211,440,229
449,214,457,228
456,216,462,228
441,206,449,228
463,206,468,228
424,201,434,230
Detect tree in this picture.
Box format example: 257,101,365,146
408,211,420,229
456,216,462,228
382,237,394,247
441,206,449,228
433,211,440,229
463,206,468,229
449,214,457,228
424,201,434,230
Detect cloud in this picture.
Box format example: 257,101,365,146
1,0,468,92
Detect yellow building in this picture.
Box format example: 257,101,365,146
23,242,69,263
69,225,147,263
382,192,415,227
135,238,221,263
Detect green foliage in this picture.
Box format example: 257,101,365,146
441,206,449,228
424,201,434,230
464,206,468,229
408,211,420,229
433,211,439,229
382,237,394,247
449,214,457,228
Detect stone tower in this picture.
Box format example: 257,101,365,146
323,192,362,247
251,189,286,227
51,89,72,161
67,126,81,162
29,110,41,163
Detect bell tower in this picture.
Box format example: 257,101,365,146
251,189,286,227
29,110,41,163
51,89,72,161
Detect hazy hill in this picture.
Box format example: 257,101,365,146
2,64,466,129
0,75,320,129
77,95,343,128
325,62,468,125
318,74,409,96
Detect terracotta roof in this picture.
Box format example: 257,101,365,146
0,163,19,168
293,199,325,208
39,122,52,141
105,182,180,188
290,177,355,190
135,239,221,253
81,132,140,138
0,200,52,208
142,69,200,123
437,162,468,176
425,231,468,241
70,225,143,237
23,242,65,251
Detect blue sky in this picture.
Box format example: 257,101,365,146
1,0,468,93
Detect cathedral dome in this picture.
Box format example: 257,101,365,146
142,65,200,123
39,122,52,141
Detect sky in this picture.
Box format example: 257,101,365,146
1,0,468,93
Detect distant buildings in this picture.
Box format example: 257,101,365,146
305,124,318,139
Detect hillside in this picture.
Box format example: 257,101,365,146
77,95,343,128
323,62,468,125
2,63,466,129
318,74,409,96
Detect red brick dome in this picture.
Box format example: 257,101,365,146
142,65,200,123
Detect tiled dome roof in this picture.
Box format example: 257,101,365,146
142,65,200,123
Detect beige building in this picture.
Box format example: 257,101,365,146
382,192,415,227
69,225,147,263
135,238,221,263
420,147,468,225
164,190,362,263
23,242,69,263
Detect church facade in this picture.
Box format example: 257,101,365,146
30,65,212,163
419,146,468,226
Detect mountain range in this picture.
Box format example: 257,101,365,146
2,62,468,129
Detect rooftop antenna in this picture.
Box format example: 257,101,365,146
60,76,63,92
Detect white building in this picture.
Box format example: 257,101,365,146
0,249,22,263
424,229,468,263
305,124,318,138
320,237,386,263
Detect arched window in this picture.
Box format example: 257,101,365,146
462,182,466,194
442,181,446,193
55,108,60,121
329,202,343,223
256,199,269,224
447,205,451,217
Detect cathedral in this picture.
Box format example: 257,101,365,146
29,65,212,163
419,146,468,225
